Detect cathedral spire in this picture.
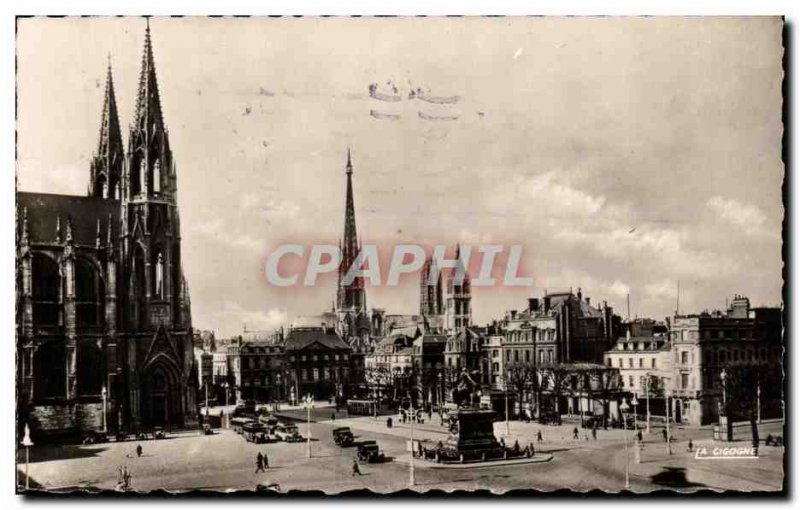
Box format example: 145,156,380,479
134,18,165,134
89,54,123,198
336,149,366,313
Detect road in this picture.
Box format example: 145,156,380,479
18,412,784,494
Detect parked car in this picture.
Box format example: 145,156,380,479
357,441,386,463
82,431,108,444
231,417,254,434
332,427,355,446
274,423,302,442
153,427,166,440
255,482,281,493
243,422,270,443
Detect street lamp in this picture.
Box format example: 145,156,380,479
101,386,108,434
21,424,33,491
665,387,672,455
644,373,651,435
303,394,314,458
757,382,762,424
720,369,728,411
409,399,416,487
503,374,510,436
619,398,631,490
631,395,638,432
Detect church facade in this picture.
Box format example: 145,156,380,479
16,23,197,441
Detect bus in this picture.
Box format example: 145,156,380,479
346,399,377,416
231,417,254,434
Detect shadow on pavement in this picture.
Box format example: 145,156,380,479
26,444,110,464
650,467,707,489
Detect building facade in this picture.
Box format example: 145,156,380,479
16,24,197,440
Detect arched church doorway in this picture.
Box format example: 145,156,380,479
141,359,181,429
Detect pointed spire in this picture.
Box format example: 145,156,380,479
96,218,102,248
55,215,62,244
346,147,353,175
134,18,164,133
97,54,123,158
21,207,29,245
65,216,73,244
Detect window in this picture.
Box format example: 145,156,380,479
139,159,147,194
681,351,688,364
628,376,634,388
628,358,633,368
32,254,60,326
525,350,530,362
492,349,498,359
651,359,656,369
75,258,103,327
681,373,689,389
301,355,306,362
514,350,519,362
638,358,643,368
153,160,161,193
618,358,623,368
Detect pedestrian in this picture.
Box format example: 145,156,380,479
136,444,142,458
592,427,597,440
352,459,362,476
500,437,506,449
662,429,668,442
637,430,643,443
255,452,264,473
537,430,543,443
263,452,269,469
331,412,336,421
688,439,693,452
529,442,535,456
573,427,579,440
513,440,520,453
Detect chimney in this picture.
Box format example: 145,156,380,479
529,298,540,312
577,287,582,301
544,296,551,312
510,310,518,320
585,297,590,306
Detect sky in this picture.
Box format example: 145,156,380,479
16,16,784,338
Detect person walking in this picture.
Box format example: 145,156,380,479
255,452,265,473
592,427,597,440
662,429,668,442
136,444,143,458
637,429,643,443
573,427,579,440
263,452,269,469
688,439,694,452
331,412,336,422
352,459,362,476
537,430,543,444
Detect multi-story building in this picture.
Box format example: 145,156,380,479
285,327,352,402
669,296,782,425
16,23,197,439
227,338,286,403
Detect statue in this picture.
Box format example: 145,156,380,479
449,369,482,408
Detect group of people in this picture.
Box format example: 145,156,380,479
255,451,270,473
115,465,132,491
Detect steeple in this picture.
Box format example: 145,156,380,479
134,18,164,134
126,19,173,200
89,55,123,199
336,149,366,314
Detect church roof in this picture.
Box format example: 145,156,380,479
17,192,120,246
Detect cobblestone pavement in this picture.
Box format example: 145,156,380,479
18,414,784,494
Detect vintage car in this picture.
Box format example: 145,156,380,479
332,427,355,446
243,422,270,443
231,417,254,434
274,423,303,442
255,482,281,493
153,427,166,440
258,414,279,432
357,440,386,463
82,431,108,444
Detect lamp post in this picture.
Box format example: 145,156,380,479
757,382,761,424
221,382,230,428
101,386,108,434
409,400,416,487
644,373,651,435
504,374,510,436
204,377,209,417
665,388,672,455
720,369,728,411
631,395,638,432
21,424,33,491
619,398,631,490
303,394,314,458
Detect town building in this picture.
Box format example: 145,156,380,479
16,23,197,440
226,338,286,403
668,296,783,425
285,327,353,403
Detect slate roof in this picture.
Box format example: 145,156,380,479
18,192,120,246
284,327,350,351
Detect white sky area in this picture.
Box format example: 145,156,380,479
16,17,784,337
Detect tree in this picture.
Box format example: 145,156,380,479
721,363,781,450
505,362,535,418
538,363,573,424
588,366,622,429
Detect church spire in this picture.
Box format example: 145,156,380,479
336,149,366,314
134,18,164,133
89,55,123,198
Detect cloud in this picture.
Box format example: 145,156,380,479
707,195,774,237
215,302,288,332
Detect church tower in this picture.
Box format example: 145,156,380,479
444,245,472,332
336,149,366,314
420,255,444,333
89,57,123,199
118,21,195,429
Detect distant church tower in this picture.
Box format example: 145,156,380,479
88,58,123,199
335,150,370,342
419,255,444,333
444,245,472,331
